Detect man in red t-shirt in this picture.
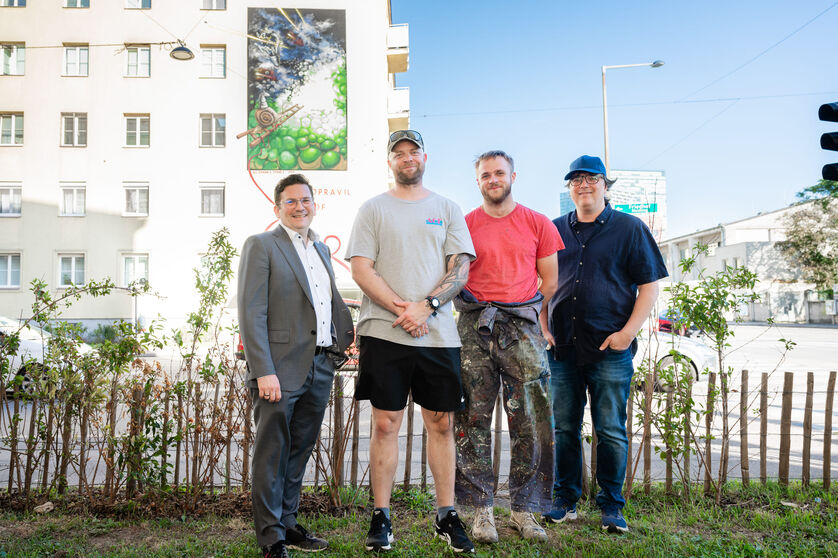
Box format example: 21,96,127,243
453,150,564,544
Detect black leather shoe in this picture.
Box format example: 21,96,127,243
261,540,289,558
285,523,329,552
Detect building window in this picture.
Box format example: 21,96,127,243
65,0,89,7
125,114,149,147
123,182,148,216
58,254,85,287
0,113,23,145
200,46,225,78
122,253,149,287
0,0,27,6
125,45,150,77
0,254,20,288
125,0,150,8
63,45,89,76
200,114,225,147
200,183,224,216
202,0,225,9
0,183,21,215
61,113,87,146
60,183,85,216
1,43,25,75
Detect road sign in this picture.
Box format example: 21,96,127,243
614,203,658,213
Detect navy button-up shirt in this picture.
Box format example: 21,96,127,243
548,203,668,365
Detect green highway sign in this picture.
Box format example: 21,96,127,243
614,203,658,213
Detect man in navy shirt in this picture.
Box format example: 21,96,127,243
544,155,668,534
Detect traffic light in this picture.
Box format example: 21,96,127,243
819,102,838,181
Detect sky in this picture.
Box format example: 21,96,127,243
390,0,838,239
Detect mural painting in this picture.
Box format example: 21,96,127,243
242,7,347,171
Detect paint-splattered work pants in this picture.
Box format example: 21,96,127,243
454,309,554,513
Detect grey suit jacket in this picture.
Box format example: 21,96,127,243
237,226,354,391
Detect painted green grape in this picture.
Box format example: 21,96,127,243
300,147,321,164
279,151,298,169
321,151,340,169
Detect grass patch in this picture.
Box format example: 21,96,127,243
1,482,836,557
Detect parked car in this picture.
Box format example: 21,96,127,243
0,316,93,394
634,328,718,392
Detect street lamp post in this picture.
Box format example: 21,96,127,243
601,60,664,175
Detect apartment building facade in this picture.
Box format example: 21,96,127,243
0,0,409,328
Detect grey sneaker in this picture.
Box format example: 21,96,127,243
510,510,548,541
470,505,498,544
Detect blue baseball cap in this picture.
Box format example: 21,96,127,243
564,155,607,181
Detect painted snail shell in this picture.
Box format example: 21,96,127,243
255,107,277,127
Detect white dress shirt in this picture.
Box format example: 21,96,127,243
279,223,334,347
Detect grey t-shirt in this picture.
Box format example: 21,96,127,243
345,191,475,347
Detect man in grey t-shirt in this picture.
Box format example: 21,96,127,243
345,130,476,554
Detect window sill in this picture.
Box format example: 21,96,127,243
59,214,86,218
122,213,149,218
198,144,225,148
123,145,150,149
0,214,22,218
199,214,225,218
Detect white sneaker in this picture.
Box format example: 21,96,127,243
470,505,498,543
510,510,548,541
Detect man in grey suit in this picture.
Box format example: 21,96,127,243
238,173,354,558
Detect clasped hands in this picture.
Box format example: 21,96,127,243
391,299,432,338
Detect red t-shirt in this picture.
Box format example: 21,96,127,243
464,204,564,303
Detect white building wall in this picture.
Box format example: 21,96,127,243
0,1,402,327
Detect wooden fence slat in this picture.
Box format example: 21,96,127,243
174,391,183,488
403,395,413,490
351,376,360,487
625,385,634,496
242,392,252,490
704,372,716,496
7,383,19,493
492,391,502,491
665,391,673,493
589,391,598,501
643,370,652,495
760,373,767,485
824,371,836,490
683,372,692,502
333,375,345,487
421,425,428,490
802,372,814,488
778,372,793,486
740,370,749,487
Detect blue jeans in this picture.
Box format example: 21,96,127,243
548,347,633,510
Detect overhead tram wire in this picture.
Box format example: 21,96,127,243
677,0,838,101
412,91,838,119
639,99,741,168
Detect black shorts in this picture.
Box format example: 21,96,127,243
354,336,465,412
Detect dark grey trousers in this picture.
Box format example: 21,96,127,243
250,353,333,547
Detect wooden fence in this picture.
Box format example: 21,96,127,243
1,364,835,499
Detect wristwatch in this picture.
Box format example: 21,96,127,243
425,296,440,317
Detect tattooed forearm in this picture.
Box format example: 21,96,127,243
428,253,470,304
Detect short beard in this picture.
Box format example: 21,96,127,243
395,164,424,185
481,184,511,205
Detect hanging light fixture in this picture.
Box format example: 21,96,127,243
170,40,194,61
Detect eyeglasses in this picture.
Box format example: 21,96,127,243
282,197,313,208
568,174,602,187
389,129,423,145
